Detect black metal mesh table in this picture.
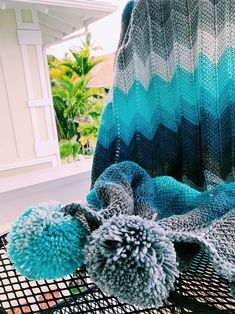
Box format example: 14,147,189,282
1,234,235,314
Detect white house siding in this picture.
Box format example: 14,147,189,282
0,2,117,229
0,10,35,165
0,9,60,179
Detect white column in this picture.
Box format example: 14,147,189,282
15,8,60,165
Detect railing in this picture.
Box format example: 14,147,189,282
0,158,92,234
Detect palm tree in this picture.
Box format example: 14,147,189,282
62,46,103,78
48,34,106,159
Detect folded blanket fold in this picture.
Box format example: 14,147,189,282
7,160,235,309
84,161,235,307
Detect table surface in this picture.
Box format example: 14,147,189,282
1,234,235,314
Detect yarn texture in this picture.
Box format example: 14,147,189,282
85,215,178,308
85,161,235,307
87,0,235,303
7,161,235,308
92,0,235,190
7,202,89,280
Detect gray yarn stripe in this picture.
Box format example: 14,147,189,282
115,36,235,92
116,0,235,66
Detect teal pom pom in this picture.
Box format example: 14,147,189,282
85,215,178,309
7,202,89,280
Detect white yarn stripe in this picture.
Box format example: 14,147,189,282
114,25,235,93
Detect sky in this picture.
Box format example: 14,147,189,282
47,0,128,58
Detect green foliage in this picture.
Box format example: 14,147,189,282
77,100,104,152
48,33,108,161
59,136,81,161
63,47,103,77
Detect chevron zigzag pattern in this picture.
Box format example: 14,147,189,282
92,0,235,189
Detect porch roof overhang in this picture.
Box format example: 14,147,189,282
1,0,118,46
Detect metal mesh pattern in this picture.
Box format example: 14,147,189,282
1,234,235,314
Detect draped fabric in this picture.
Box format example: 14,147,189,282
92,0,235,190
86,161,235,308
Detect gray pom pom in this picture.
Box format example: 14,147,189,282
85,215,178,308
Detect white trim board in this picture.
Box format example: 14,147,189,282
0,161,92,231
3,0,118,46
0,158,92,194
15,8,39,30
0,156,57,172
8,1,117,12
15,8,60,163
17,30,42,44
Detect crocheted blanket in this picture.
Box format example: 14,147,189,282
7,160,235,309
92,0,235,190
84,161,235,308
6,0,235,309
